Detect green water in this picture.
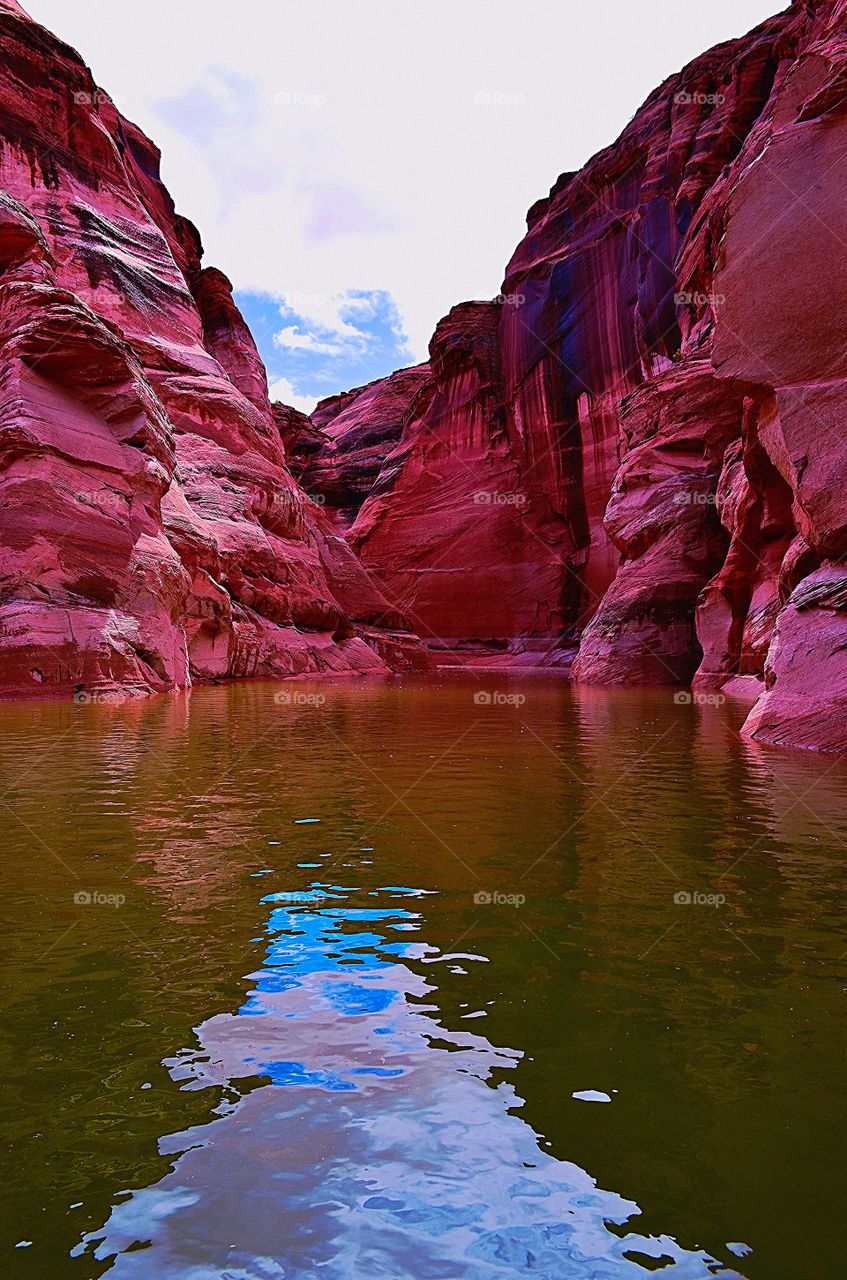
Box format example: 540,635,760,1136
0,675,844,1278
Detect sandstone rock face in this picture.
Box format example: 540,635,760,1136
347,303,572,652
305,1,847,750
570,363,744,685
0,0,425,698
303,364,432,527
273,403,328,486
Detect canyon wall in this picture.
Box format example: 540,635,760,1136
0,0,426,699
305,0,847,752
0,0,844,753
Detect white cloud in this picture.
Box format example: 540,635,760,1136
273,325,345,356
27,0,780,368
267,376,318,414
277,290,391,346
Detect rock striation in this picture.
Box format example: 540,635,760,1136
0,0,426,699
304,0,847,752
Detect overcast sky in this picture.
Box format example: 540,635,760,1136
26,0,780,408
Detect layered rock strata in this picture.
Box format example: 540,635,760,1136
0,0,425,699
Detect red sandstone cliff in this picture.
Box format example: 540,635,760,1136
0,0,426,698
302,364,433,528
1,0,845,753
305,0,847,752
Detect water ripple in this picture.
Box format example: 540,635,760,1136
76,883,745,1279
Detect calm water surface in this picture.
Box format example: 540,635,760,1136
0,675,844,1278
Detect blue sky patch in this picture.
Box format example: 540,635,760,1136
235,288,413,412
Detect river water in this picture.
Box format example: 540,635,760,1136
1,675,844,1278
